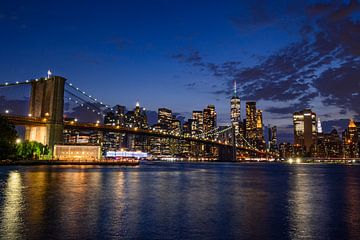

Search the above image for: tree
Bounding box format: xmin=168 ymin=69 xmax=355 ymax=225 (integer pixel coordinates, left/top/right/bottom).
xmin=16 ymin=141 xmax=51 ymax=160
xmin=0 ymin=114 xmax=18 ymax=159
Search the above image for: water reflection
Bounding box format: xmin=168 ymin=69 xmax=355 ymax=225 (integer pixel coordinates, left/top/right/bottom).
xmin=0 ymin=171 xmax=25 ymax=239
xmin=0 ymin=163 xmax=359 ymax=239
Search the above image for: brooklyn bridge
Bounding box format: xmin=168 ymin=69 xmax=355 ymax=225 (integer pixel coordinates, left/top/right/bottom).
xmin=0 ymin=75 xmax=269 ymax=161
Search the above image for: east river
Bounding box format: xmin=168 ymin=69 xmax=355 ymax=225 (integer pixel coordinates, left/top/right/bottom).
xmin=0 ymin=162 xmax=359 ymax=239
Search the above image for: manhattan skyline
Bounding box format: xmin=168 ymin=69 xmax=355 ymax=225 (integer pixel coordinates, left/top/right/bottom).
xmin=1 ymin=0 xmax=360 ymax=142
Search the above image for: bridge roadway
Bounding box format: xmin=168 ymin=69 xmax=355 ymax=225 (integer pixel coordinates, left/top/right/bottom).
xmin=5 ymin=115 xmax=266 ymax=155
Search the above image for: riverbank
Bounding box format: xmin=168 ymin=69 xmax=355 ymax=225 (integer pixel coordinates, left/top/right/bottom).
xmin=0 ymin=159 xmax=140 ymax=166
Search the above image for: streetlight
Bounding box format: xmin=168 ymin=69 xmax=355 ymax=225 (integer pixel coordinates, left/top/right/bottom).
xmin=16 ymin=138 xmax=21 ymax=144
xmin=5 ymin=109 xmax=9 ymax=114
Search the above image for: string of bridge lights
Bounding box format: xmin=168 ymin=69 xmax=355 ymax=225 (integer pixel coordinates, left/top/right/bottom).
xmin=65 ymin=96 xmax=106 ymax=117
xmin=0 ymin=77 xmax=114 ymax=112
xmin=64 ymin=89 xmax=104 ymax=113
xmin=65 ymin=82 xmax=114 ymax=111
xmin=0 ymin=78 xmax=43 ymax=87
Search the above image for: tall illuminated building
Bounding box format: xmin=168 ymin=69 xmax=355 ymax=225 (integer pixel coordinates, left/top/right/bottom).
xmin=125 ymin=102 xmax=148 ymax=151
xmin=171 ymin=119 xmax=181 ymax=135
xmin=203 ymin=105 xmax=217 ymax=138
xmin=230 ymin=81 xmax=242 ymax=145
xmin=293 ymin=109 xmax=317 ymax=154
xmin=255 ymin=109 xmax=265 ymax=150
xmin=246 ymin=101 xmax=257 ymax=145
xmin=192 ymin=110 xmax=203 ymax=135
xmin=343 ymin=119 xmax=359 ymax=158
xmin=158 ymin=108 xmax=173 ymax=131
xmin=125 ymin=102 xmax=148 ymax=129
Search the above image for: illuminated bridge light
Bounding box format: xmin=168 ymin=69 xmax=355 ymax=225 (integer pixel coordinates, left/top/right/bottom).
xmin=5 ymin=110 xmax=9 ymax=114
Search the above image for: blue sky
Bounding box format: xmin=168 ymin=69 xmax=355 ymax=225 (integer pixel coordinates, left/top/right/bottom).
xmin=1 ymin=0 xmax=360 ymax=141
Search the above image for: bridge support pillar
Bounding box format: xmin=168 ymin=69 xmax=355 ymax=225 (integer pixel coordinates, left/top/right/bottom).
xmin=25 ymin=76 xmax=66 ymax=151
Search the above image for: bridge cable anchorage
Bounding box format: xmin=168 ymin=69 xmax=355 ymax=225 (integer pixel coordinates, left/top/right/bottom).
xmin=65 ymin=82 xmax=114 ymax=112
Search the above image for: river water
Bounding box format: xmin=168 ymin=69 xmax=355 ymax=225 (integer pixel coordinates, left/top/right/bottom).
xmin=0 ymin=162 xmax=359 ymax=240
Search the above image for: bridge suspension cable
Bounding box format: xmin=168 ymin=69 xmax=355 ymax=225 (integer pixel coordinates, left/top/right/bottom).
xmin=0 ymin=78 xmax=42 ymax=88
xmin=65 ymin=96 xmax=106 ymax=117
xmin=65 ymin=89 xmax=104 ymax=112
xmin=65 ymin=82 xmax=114 ymax=111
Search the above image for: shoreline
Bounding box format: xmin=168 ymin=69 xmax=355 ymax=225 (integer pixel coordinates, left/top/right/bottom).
xmin=0 ymin=159 xmax=140 ymax=166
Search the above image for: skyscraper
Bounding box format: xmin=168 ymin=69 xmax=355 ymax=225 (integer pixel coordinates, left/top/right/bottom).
xmin=246 ymin=101 xmax=257 ymax=145
xmin=158 ymin=108 xmax=173 ymax=131
xmin=203 ymin=104 xmax=216 ymax=138
xmin=256 ymin=109 xmax=265 ymax=150
xmin=230 ymin=81 xmax=243 ymax=145
xmin=192 ymin=110 xmax=203 ymax=135
xmin=293 ymin=109 xmax=317 ymax=153
xmin=343 ymin=119 xmax=359 ymax=158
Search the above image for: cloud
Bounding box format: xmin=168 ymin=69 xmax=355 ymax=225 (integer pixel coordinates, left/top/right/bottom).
xmin=172 ymin=0 xmax=360 ymax=122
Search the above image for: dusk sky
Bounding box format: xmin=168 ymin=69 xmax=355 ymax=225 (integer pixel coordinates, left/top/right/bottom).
xmin=1 ymin=0 xmax=360 ymax=141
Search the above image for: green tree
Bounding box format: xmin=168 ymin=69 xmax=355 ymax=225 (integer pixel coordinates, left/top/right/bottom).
xmin=16 ymin=141 xmax=51 ymax=160
xmin=0 ymin=114 xmax=18 ymax=159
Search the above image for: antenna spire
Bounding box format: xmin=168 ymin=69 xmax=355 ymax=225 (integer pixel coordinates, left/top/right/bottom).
xmin=47 ymin=69 xmax=52 ymax=78
xmin=233 ymin=80 xmax=237 ymax=96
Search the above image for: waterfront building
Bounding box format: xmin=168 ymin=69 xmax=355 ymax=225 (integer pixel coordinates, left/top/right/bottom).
xmin=293 ymin=109 xmax=317 ymax=154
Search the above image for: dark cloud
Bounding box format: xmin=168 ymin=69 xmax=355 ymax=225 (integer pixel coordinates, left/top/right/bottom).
xmin=172 ymin=0 xmax=360 ymax=119
xmin=171 ymin=49 xmax=203 ymax=67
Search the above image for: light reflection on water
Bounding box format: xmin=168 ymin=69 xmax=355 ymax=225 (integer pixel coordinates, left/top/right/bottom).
xmin=0 ymin=163 xmax=359 ymax=239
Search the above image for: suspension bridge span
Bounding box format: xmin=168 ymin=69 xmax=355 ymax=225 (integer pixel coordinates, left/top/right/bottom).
xmin=0 ymin=75 xmax=269 ymax=160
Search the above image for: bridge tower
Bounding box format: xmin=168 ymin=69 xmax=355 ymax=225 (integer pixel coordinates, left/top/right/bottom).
xmin=25 ymin=76 xmax=66 ymax=150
